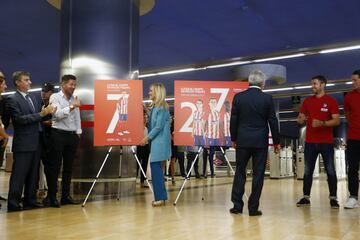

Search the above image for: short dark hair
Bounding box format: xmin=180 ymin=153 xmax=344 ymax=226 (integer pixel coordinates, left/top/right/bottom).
xmin=311 ymin=75 xmax=327 ymax=85
xmin=12 ymin=71 xmax=30 ymax=87
xmin=352 ymin=69 xmax=360 ymax=77
xmin=61 ymin=74 xmax=77 ymax=84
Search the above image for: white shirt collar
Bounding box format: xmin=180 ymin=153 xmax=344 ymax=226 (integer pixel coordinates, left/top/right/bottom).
xmin=17 ymin=90 xmax=28 ymax=98
xmin=249 ymin=86 xmax=262 ymax=90
xmin=60 ymin=89 xmax=74 ymax=100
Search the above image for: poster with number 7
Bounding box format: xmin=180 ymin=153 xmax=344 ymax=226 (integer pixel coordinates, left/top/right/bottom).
xmin=174 ymin=80 xmax=248 ymax=146
xmin=94 ymin=80 xmax=144 ymax=146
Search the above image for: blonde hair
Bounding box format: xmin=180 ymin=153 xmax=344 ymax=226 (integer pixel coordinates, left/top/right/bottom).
xmin=150 ymin=83 xmax=169 ymax=109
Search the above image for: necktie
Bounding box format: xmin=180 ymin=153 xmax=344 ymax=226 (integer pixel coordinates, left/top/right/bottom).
xmin=25 ymin=94 xmax=35 ymax=112
xmin=26 ymin=94 xmax=42 ymax=131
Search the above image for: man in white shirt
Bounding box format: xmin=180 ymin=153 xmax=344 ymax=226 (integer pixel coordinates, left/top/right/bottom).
xmin=43 ymin=74 xmax=81 ymax=207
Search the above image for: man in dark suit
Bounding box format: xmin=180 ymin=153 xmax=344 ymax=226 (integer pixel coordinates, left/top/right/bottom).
xmin=229 ymin=70 xmax=280 ymax=216
xmin=6 ymin=71 xmax=55 ymax=211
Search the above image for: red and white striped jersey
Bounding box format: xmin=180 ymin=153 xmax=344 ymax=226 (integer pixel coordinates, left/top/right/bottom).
xmin=193 ymin=110 xmax=205 ymax=136
xmin=118 ymin=95 xmax=129 ymax=115
xmin=207 ymin=110 xmax=220 ymax=139
xmin=224 ymin=112 xmax=230 ymax=137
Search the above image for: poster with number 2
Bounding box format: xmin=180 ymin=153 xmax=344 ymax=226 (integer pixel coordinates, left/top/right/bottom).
xmin=174 ymin=80 xmax=248 ymax=147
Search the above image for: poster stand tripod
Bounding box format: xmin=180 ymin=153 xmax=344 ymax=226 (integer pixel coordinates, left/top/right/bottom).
xmin=174 ymin=146 xmax=248 ymax=205
xmin=82 ymin=146 xmax=153 ymax=207
xmin=201 ymin=147 xmax=248 ymax=200
xmin=173 ymin=147 xmax=203 ymax=206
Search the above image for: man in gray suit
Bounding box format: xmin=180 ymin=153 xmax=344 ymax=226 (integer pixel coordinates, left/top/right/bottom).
xmin=230 ymin=70 xmax=280 ymax=216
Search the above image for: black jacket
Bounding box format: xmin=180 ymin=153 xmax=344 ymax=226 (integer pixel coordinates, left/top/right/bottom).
xmin=230 ymin=87 xmax=280 ymax=148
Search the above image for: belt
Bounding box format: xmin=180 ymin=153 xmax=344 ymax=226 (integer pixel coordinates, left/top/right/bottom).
xmin=52 ymin=128 xmax=77 ymax=134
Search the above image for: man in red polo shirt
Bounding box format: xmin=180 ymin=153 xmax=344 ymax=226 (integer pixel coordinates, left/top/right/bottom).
xmin=296 ymin=75 xmax=340 ymax=208
xmin=343 ymin=69 xmax=360 ymax=209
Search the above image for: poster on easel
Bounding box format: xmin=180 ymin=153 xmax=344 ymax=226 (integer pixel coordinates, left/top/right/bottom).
xmin=174 ymin=80 xmax=248 ymax=147
xmin=94 ymin=80 xmax=144 ymax=146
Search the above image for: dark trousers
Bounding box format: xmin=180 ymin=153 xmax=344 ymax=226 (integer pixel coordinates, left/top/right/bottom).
xmin=303 ymin=143 xmax=337 ymax=198
xmin=203 ymin=147 xmax=215 ymax=176
xmin=137 ymin=145 xmax=149 ymax=183
xmin=231 ymin=147 xmax=267 ymax=213
xmin=46 ymin=129 xmax=79 ymax=200
xmin=8 ymin=147 xmax=41 ymax=208
xmin=40 ymin=132 xmax=51 ymax=188
xmin=186 ymin=152 xmax=199 ymax=177
xmin=177 ymin=152 xmax=186 ymax=177
xmin=0 ymin=140 xmax=5 ymax=167
xmin=346 ymin=140 xmax=360 ymax=199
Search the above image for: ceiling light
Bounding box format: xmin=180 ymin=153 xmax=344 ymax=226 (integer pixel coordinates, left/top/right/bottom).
xmin=157 ymin=68 xmax=196 ymax=75
xmin=139 ymin=73 xmax=157 ymax=78
xmin=319 ymin=45 xmax=360 ymax=54
xmin=253 ymin=53 xmax=305 ymax=63
xmin=346 ymin=81 xmax=353 ymax=84
xmin=263 ymin=87 xmax=293 ymax=92
xmin=1 ymin=91 xmax=15 ymax=96
xmin=28 ymin=88 xmax=42 ymax=92
xmin=294 ymin=86 xmax=311 ymax=89
xmin=206 ymin=61 xmax=252 ymax=69
xmin=326 ymin=83 xmax=335 ymax=87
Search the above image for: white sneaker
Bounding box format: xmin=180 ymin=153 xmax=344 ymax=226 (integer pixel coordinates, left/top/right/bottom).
xmin=344 ymin=198 xmax=359 ymax=209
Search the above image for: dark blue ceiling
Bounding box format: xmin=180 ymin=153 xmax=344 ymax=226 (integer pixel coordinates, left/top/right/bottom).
xmin=1 ymin=0 xmax=360 ymax=91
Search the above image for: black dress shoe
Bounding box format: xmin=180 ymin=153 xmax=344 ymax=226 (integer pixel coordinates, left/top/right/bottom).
xmin=23 ymin=202 xmax=44 ymax=210
xmin=61 ymin=196 xmax=80 ymax=205
xmin=229 ymin=207 xmax=243 ymax=214
xmin=43 ymin=197 xmax=61 ymax=208
xmin=249 ymin=210 xmax=262 ymax=216
xmin=7 ymin=205 xmax=23 ymax=212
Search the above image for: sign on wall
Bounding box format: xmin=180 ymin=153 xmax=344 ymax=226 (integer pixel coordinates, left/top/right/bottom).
xmin=174 ymin=80 xmax=248 ymax=147
xmin=94 ymin=80 xmax=144 ymax=146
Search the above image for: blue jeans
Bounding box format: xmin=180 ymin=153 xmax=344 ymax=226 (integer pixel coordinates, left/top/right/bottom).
xmin=303 ymin=143 xmax=337 ymax=198
xmin=150 ymin=161 xmax=168 ymax=201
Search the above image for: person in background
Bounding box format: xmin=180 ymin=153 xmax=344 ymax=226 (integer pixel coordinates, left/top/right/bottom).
xmin=38 ymin=82 xmax=55 ymax=196
xmin=343 ymin=69 xmax=360 ymax=209
xmin=140 ymin=83 xmax=171 ymax=207
xmin=169 ymin=115 xmax=177 ymax=185
xmin=177 ymin=146 xmax=187 ymax=179
xmin=296 ymin=75 xmax=340 ymax=209
xmin=137 ymin=107 xmax=150 ymax=188
xmin=230 ymin=70 xmax=280 ymax=216
xmin=186 ymin=145 xmax=201 ymax=179
xmin=0 ymin=71 xmax=10 ymax=205
xmin=6 ymin=71 xmax=55 ymax=211
xmin=44 ymin=74 xmax=81 ymax=208
xmin=202 ymin=147 xmax=215 ymax=178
